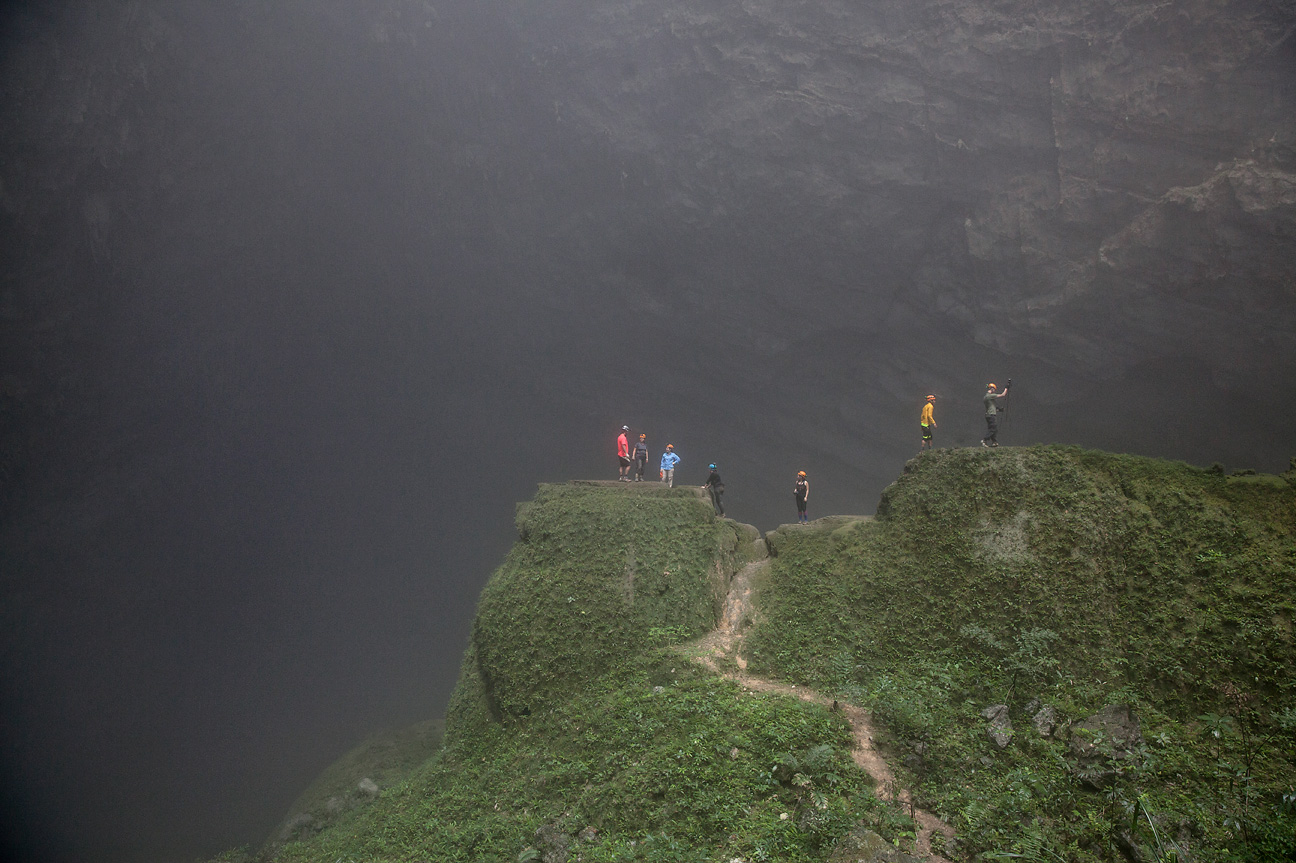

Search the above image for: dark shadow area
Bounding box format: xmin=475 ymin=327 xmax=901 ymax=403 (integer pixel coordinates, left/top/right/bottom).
xmin=1 ymin=1 xmax=1292 ymax=860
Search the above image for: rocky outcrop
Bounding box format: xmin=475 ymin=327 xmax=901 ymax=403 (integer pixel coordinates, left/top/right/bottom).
xmin=1032 ymin=705 xmax=1058 ymax=738
xmin=1068 ymin=703 xmax=1144 ymax=789
xmin=981 ymin=704 xmax=1013 ymax=748
xmin=827 ymin=825 xmax=923 ymax=863
xmin=496 ymin=0 xmax=1296 ymax=399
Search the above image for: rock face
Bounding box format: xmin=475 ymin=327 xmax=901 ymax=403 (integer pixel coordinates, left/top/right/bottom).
xmin=1032 ymin=705 xmax=1058 ymax=738
xmin=534 ymin=823 xmax=573 ymax=863
xmin=499 ymin=0 xmax=1296 ymax=386
xmin=981 ymin=703 xmax=1013 ymax=748
xmin=1068 ymin=703 xmax=1144 ymax=788
xmin=828 ymin=825 xmax=922 ymax=863
xmin=5 ymin=0 xmax=1294 ymax=486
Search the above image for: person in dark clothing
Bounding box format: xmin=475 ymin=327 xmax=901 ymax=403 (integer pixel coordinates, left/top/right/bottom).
xmin=794 ymin=471 xmax=809 ymax=524
xmin=703 ymin=464 xmax=724 ymax=516
xmin=633 ymin=434 xmax=649 ymax=481
xmin=981 ymin=381 xmax=1010 ymax=447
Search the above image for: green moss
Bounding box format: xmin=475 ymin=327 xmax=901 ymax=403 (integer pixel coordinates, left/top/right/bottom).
xmin=746 ymin=445 xmax=1296 ymax=862
xmin=274 ymin=661 xmax=885 ymax=863
xmin=229 ymin=450 xmax=1296 ymax=863
xmin=454 ymin=483 xmax=743 ymax=728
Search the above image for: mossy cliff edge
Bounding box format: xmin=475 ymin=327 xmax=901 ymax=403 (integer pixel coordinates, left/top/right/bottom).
xmin=446 ymin=482 xmax=756 ymax=735
xmin=230 ymin=449 xmax=1295 ymax=863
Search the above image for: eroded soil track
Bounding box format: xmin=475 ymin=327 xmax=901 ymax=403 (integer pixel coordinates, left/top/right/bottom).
xmin=693 ymin=558 xmax=955 ymax=863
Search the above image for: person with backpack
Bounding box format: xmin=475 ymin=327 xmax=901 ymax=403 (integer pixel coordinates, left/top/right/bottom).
xmin=660 ymin=444 xmax=680 ymax=487
xmin=633 ymin=434 xmax=649 ymax=481
xmin=617 ymin=425 xmax=632 ymax=480
xmin=920 ymin=395 xmax=937 ymax=451
xmin=703 ymin=464 xmax=724 ymax=516
xmin=794 ymin=471 xmax=809 ymax=524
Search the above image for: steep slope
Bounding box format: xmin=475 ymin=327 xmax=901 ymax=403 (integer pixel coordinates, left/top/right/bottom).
xmin=491 ymin=0 xmax=1296 ymax=408
xmin=746 ymin=446 xmax=1296 ymax=861
xmin=234 ymin=452 xmax=1294 ymax=862
xmin=446 ymin=481 xmax=750 ymax=731
xmin=261 ymin=483 xmax=893 ymax=863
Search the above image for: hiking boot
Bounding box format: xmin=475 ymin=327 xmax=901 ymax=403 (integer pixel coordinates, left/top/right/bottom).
xmin=981 ymin=440 xmax=989 ymax=447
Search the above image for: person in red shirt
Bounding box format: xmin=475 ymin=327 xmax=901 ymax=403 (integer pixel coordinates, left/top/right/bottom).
xmin=617 ymin=425 xmax=631 ymax=481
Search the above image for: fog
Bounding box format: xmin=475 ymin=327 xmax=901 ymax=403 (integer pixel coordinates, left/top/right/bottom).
xmin=1 ymin=1 xmax=1293 ymax=860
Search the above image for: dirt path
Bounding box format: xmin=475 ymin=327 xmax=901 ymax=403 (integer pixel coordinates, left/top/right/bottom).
xmin=692 ymin=557 xmax=955 ymax=862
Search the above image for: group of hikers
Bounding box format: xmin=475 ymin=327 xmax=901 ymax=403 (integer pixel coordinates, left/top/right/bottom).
xmin=614 ymin=380 xmax=1010 ymax=523
xmin=615 ymin=426 xmax=729 ymax=516
xmin=921 ymin=380 xmax=1012 ymax=450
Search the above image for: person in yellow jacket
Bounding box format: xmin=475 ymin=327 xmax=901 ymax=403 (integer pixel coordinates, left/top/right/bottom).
xmin=920 ymin=395 xmax=937 ymax=450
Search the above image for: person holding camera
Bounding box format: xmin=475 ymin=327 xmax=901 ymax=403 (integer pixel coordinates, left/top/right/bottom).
xmin=981 ymin=380 xmax=1010 ymax=447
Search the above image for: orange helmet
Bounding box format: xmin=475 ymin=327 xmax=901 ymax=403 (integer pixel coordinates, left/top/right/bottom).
xmin=987 ymin=383 xmax=996 ymax=389
xmin=639 ymin=434 xmax=646 ymax=439
xmin=666 ymin=444 xmax=673 ymax=450
xmin=797 ymin=471 xmax=806 ymax=477
xmin=926 ymin=394 xmax=935 ymax=401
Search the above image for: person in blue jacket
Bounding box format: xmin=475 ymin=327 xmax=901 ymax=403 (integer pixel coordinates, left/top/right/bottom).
xmin=660 ymin=444 xmax=680 ymax=487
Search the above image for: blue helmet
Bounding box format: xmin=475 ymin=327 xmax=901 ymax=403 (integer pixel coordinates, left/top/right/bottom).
xmin=709 ymin=464 xmax=716 ymax=470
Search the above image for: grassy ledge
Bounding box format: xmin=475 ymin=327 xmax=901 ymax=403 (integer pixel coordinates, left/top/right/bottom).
xmin=218 ymin=450 xmax=1295 ymax=863
xmin=746 ymin=445 xmax=1296 ymax=862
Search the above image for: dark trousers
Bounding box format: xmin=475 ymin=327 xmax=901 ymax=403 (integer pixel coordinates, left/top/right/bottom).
xmin=709 ymin=487 xmax=724 ymax=516
xmin=983 ymin=415 xmax=998 ymax=443
xmin=635 ymin=456 xmax=647 ymax=478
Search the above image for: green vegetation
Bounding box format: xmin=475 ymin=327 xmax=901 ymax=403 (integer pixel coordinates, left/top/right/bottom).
xmin=746 ymin=446 xmax=1296 ymax=862
xmin=223 ymin=450 xmax=1296 ymax=863
xmin=449 ymin=483 xmax=742 ymax=729
xmin=275 ymin=661 xmax=888 ymax=863
xmin=263 ymin=720 xmax=444 ymax=851
xmin=257 ymin=482 xmax=886 ymax=862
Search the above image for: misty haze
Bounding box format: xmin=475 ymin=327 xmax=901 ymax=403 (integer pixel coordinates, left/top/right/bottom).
xmin=1 ymin=0 xmax=1293 ymax=861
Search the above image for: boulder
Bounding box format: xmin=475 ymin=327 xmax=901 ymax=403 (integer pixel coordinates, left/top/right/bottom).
xmin=278 ymin=812 xmax=315 ymax=842
xmin=1114 ymin=829 xmax=1154 ymax=863
xmin=981 ymin=704 xmax=1013 ymax=748
xmin=1068 ymin=704 xmax=1143 ymax=789
xmin=731 ymin=521 xmax=761 ymax=546
xmin=357 ymin=777 xmax=379 ymax=797
xmin=827 ymin=825 xmax=922 ymax=863
xmin=1032 ymin=705 xmax=1058 ymax=737
xmin=535 ymin=823 xmax=572 ymax=863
